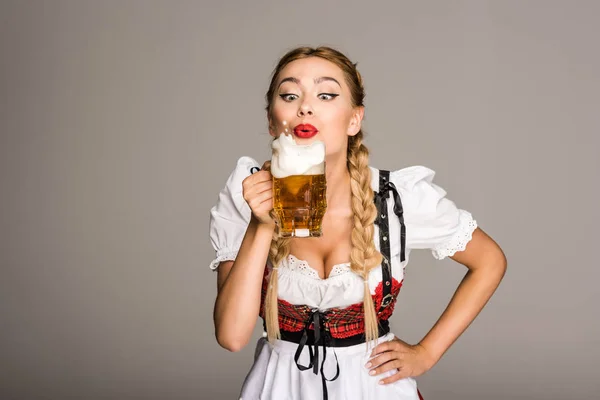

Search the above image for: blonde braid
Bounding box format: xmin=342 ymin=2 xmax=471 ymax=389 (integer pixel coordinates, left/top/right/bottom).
xmin=264 ymin=217 xmax=291 ymax=342
xmin=258 ymin=160 xmax=291 ymax=342
xmin=347 ymin=132 xmax=383 ymax=345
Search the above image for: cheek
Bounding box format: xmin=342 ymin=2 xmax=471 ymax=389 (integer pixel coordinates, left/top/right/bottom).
xmin=321 ymin=109 xmax=353 ymax=137
xmin=271 ymin=104 xmax=296 ymax=128
xmin=321 ymin=104 xmax=352 ymax=123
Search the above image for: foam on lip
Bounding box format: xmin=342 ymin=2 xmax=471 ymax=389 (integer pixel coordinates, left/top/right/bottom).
xmin=271 ymin=122 xmax=325 ymax=179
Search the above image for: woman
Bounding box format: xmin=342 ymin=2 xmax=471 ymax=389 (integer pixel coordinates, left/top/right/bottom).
xmin=209 ymin=46 xmax=507 ymax=400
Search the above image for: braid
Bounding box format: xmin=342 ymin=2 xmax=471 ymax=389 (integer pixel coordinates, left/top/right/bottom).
xmin=260 ymin=160 xmax=291 ymax=342
xmin=264 ymin=218 xmax=291 ymax=342
xmin=347 ymin=132 xmax=383 ymax=345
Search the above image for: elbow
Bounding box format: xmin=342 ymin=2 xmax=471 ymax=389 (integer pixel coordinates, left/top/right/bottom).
xmin=216 ymin=331 xmax=249 ymax=353
xmin=218 ymin=339 xmax=245 ymax=353
xmin=485 ymin=247 xmax=507 ymax=277
xmin=466 ymin=246 xmax=507 ymax=281
xmin=497 ymin=248 xmax=508 ymax=276
xmin=487 ymin=249 xmax=508 ymax=284
xmin=484 ymin=238 xmax=508 ymax=277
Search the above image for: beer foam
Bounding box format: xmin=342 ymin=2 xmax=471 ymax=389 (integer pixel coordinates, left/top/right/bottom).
xmin=271 ymin=133 xmax=325 ymax=179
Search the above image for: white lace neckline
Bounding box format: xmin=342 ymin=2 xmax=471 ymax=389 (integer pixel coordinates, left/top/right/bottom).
xmin=284 ymin=254 xmax=351 ymax=280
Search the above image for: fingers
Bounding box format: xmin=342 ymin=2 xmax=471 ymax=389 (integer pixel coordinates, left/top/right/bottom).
xmin=371 ymin=337 xmax=411 ymax=356
xmin=242 ymin=168 xmax=274 ymax=224
xmin=370 ymin=342 xmax=388 ymax=358
xmin=370 ymin=340 xmax=399 ymax=357
xmin=366 ymin=351 xmax=395 ymax=369
xmin=250 ymin=180 xmax=273 ymax=195
xmin=367 ymin=339 xmax=415 ymax=384
xmin=368 ymin=357 xmax=410 ymax=384
xmin=244 ymin=170 xmax=272 ymax=187
xmin=367 ymin=353 xmax=399 ymax=377
xmin=243 ymin=172 xmax=272 ymax=201
xmin=378 ymin=367 xmax=407 ymax=385
xmin=246 ymin=189 xmax=273 ymax=211
xmin=243 ymin=180 xmax=272 ymax=203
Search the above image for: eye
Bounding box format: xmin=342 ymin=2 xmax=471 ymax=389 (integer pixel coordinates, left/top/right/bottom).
xmin=318 ymin=93 xmax=339 ymax=101
xmin=279 ymin=93 xmax=299 ymax=102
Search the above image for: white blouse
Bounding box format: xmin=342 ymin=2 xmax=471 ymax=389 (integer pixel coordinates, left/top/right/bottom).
xmin=209 ymin=156 xmax=477 ymax=311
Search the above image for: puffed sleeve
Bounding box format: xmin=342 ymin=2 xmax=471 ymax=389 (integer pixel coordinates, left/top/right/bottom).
xmin=208 ymin=156 xmax=261 ymax=270
xmin=391 ymin=166 xmax=478 ymax=260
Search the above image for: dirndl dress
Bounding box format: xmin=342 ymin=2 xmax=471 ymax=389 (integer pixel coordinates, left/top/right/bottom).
xmin=209 ymin=157 xmax=478 ymax=400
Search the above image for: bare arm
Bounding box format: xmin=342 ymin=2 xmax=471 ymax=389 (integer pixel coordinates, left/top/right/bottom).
xmin=213 ymin=216 xmax=274 ymax=352
xmin=418 ymin=227 xmax=508 ymax=366
xmin=213 ymin=166 xmax=275 ymax=352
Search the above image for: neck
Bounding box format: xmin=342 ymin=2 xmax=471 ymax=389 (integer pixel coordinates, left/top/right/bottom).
xmin=324 ymin=154 xmax=352 ymax=209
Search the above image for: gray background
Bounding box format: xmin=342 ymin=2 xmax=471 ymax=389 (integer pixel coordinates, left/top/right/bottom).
xmin=1 ymin=1 xmax=598 ymax=399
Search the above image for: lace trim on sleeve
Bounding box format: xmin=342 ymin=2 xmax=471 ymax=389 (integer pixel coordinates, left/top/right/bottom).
xmin=432 ymin=212 xmax=478 ymax=260
xmin=209 ymin=249 xmax=239 ymax=271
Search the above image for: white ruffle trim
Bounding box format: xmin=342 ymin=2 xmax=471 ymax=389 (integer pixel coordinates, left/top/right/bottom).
xmin=209 ymin=249 xmax=239 ymax=270
xmin=285 ymin=255 xmax=351 ymax=280
xmin=432 ymin=212 xmax=478 ymax=260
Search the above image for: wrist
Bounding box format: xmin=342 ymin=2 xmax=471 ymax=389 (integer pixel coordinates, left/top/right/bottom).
xmin=250 ymin=214 xmax=276 ymax=231
xmin=416 ymin=341 xmax=442 ymax=369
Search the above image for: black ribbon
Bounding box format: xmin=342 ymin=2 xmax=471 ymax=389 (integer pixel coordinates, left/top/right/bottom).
xmin=293 ymin=310 xmax=340 ymax=400
xmin=374 ymin=179 xmax=406 ymax=263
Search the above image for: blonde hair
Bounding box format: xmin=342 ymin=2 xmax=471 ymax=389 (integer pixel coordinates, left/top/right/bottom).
xmin=264 ymin=47 xmax=382 ymax=344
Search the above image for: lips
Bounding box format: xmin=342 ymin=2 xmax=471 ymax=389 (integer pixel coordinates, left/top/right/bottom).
xmin=293 ymin=124 xmax=318 ymax=139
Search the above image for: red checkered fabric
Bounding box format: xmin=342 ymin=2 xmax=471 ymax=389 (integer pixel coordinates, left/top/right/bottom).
xmin=259 ymin=266 xmax=403 ymax=339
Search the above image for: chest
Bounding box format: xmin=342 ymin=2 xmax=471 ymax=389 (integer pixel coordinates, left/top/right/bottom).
xmin=288 ymin=211 xmax=353 ymax=279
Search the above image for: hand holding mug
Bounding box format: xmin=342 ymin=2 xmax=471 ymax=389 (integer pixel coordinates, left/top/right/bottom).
xmin=242 ymin=161 xmax=275 ymax=226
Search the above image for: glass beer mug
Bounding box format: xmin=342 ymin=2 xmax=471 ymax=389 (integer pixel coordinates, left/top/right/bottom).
xmin=271 ymin=131 xmax=327 ymax=237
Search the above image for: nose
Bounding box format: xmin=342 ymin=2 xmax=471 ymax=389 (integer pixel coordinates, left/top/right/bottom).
xmin=297 ymin=101 xmax=314 ymax=117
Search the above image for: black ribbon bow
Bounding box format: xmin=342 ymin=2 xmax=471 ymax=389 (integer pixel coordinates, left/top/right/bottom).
xmin=293 ymin=310 xmax=340 ymax=400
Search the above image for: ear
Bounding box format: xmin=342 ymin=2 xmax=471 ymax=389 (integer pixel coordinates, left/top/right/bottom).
xmin=347 ymin=106 xmax=364 ymax=137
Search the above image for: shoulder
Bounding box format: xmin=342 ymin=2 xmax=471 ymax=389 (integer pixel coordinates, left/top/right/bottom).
xmin=211 ymin=155 xmax=261 ymax=219
xmin=369 ymin=165 xmax=437 ymax=191
xmin=228 ymin=156 xmax=262 ymax=180
xmin=217 ymin=156 xmax=262 ymax=193
xmin=370 ymin=164 xmax=477 ymax=258
xmin=370 ymin=164 xmax=452 ymax=216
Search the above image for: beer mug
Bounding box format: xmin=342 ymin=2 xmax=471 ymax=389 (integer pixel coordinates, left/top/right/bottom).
xmin=271 ymin=132 xmax=327 ymax=237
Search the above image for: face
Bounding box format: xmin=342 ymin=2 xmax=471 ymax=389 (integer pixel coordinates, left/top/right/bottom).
xmin=268 ymin=57 xmax=364 ymax=158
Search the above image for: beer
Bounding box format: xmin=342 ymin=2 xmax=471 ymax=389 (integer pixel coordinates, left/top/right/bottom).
xmin=273 ymin=173 xmax=327 ymax=237
xmin=271 ymin=129 xmax=327 ymax=237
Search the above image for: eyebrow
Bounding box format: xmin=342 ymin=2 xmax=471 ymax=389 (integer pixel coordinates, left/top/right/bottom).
xmin=278 ymin=76 xmax=342 ymax=88
xmin=315 ymin=76 xmax=341 ymax=87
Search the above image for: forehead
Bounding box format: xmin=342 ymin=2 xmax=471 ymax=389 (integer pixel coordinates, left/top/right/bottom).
xmin=277 ymin=57 xmax=345 ymax=84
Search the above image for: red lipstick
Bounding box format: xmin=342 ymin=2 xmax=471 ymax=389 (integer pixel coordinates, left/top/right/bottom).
xmin=293 ymin=124 xmax=318 ymax=139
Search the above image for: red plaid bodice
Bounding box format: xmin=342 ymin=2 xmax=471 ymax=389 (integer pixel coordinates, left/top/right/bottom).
xmin=259 ymin=266 xmax=403 ymax=339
